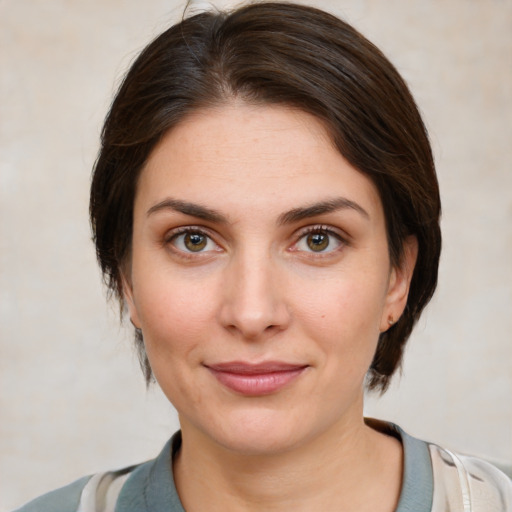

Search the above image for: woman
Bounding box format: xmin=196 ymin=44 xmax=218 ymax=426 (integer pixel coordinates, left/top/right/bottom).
xmin=16 ymin=2 xmax=511 ymax=511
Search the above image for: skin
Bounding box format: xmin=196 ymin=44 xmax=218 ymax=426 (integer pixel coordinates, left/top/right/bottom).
xmin=124 ymin=102 xmax=417 ymax=511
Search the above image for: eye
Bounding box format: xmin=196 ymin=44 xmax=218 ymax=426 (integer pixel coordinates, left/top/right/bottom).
xmin=292 ymin=227 xmax=344 ymax=254
xmin=169 ymin=229 xmax=218 ymax=253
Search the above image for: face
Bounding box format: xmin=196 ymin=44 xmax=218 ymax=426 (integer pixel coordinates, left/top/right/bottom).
xmin=124 ymin=103 xmax=415 ymax=455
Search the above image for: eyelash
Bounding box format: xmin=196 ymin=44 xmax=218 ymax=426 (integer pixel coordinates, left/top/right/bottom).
xmin=165 ymin=224 xmax=346 ymax=259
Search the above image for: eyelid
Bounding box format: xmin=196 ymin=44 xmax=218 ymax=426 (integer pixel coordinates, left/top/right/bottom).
xmin=165 ymin=224 xmax=216 ymax=239
xmin=295 ymin=224 xmax=348 ymax=242
xmin=166 ymin=225 xmax=202 ymax=239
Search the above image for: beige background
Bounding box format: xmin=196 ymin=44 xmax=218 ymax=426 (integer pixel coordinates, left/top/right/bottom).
xmin=1 ymin=0 xmax=511 ymax=510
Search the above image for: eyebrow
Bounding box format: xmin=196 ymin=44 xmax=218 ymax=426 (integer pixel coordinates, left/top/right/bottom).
xmin=147 ymin=198 xmax=228 ymax=223
xmin=146 ymin=196 xmax=369 ymax=224
xmin=277 ymin=197 xmax=370 ymax=225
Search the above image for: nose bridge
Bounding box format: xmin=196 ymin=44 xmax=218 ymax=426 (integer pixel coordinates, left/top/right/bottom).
xmin=219 ymin=243 xmax=289 ymax=339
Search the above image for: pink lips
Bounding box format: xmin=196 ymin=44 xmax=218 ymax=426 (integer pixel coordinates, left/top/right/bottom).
xmin=206 ymin=361 xmax=308 ymax=396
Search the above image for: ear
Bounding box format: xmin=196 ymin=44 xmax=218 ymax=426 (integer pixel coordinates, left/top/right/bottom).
xmin=380 ymin=236 xmax=418 ymax=332
xmin=121 ymin=273 xmax=142 ymax=329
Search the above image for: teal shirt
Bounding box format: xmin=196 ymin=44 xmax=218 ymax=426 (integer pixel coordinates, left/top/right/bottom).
xmin=15 ymin=424 xmax=434 ymax=512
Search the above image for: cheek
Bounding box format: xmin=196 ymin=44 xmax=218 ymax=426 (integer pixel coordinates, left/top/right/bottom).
xmin=134 ymin=277 xmax=217 ymax=407
xmin=296 ymin=273 xmax=385 ymax=331
xmin=134 ymin=273 xmax=218 ymax=355
xmin=293 ymin=275 xmax=385 ymax=369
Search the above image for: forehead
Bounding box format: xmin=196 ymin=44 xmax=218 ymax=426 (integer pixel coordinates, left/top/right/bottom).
xmin=146 ymin=103 xmax=334 ymax=174
xmin=136 ymin=103 xmax=383 ymax=220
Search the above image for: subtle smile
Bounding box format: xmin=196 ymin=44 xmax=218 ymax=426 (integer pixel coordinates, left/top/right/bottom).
xmin=205 ymin=361 xmax=309 ymax=396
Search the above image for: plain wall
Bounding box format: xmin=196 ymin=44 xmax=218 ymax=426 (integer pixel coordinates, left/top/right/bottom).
xmin=1 ymin=0 xmax=511 ymax=510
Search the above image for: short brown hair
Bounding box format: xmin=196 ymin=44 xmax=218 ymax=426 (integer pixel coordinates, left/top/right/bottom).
xmin=90 ymin=2 xmax=441 ymax=392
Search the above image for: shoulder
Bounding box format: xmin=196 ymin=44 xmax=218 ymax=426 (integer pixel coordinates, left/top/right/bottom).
xmin=375 ymin=420 xmax=512 ymax=512
xmin=12 ymin=434 xmax=181 ymax=512
xmin=13 ymin=463 xmax=148 ymax=512
xmin=13 ymin=475 xmax=92 ymax=512
xmin=429 ymin=443 xmax=512 ymax=512
xmin=14 ymin=465 xmax=142 ymax=512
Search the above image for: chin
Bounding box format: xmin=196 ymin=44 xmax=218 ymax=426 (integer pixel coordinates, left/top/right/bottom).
xmin=215 ymin=428 xmax=305 ymax=457
xmin=192 ymin=406 xmax=323 ymax=457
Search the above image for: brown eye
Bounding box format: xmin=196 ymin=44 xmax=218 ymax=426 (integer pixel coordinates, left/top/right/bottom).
xmin=292 ymin=228 xmax=344 ymax=255
xmin=170 ymin=230 xmax=217 ymax=254
xmin=184 ymin=232 xmax=207 ymax=252
xmin=306 ymin=232 xmax=330 ymax=252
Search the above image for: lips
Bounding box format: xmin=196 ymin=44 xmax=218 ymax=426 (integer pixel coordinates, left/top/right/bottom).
xmin=205 ymin=361 xmax=308 ymax=396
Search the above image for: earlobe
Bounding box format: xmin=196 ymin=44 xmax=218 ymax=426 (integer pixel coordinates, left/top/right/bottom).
xmin=380 ymin=236 xmax=418 ymax=332
xmin=121 ymin=274 xmax=142 ymax=329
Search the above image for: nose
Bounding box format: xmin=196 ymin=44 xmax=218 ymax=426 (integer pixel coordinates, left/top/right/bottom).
xmin=218 ymin=248 xmax=291 ymax=340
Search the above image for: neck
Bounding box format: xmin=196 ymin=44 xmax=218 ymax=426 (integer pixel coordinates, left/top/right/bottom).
xmin=173 ymin=414 xmax=403 ymax=512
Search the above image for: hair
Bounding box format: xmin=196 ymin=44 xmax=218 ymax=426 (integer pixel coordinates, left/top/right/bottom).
xmin=90 ymin=1 xmax=441 ymax=392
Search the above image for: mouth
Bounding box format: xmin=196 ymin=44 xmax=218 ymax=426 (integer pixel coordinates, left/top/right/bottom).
xmin=204 ymin=361 xmax=309 ymax=396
